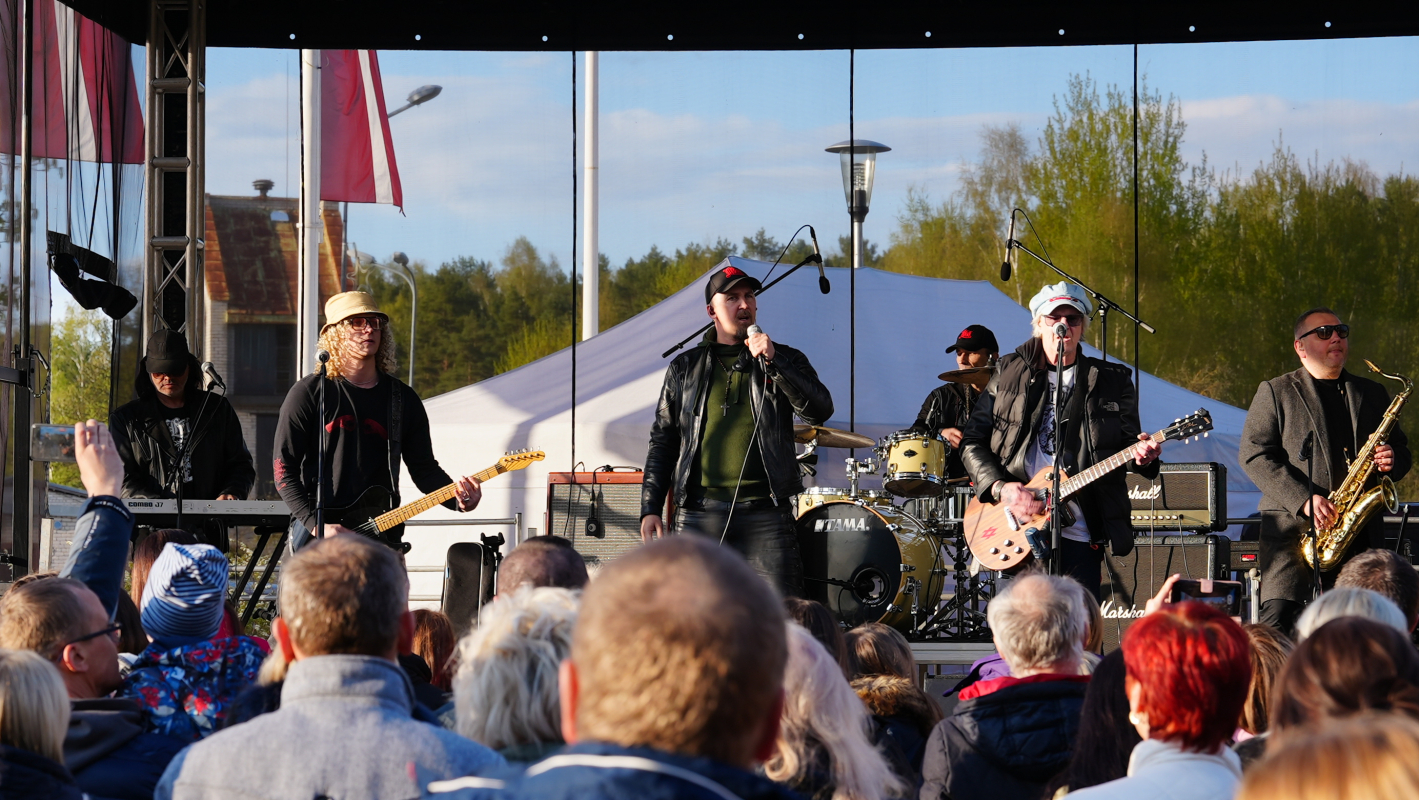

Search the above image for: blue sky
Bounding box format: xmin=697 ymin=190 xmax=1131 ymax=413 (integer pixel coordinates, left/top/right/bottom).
xmin=196 ymin=38 xmax=1418 ymax=276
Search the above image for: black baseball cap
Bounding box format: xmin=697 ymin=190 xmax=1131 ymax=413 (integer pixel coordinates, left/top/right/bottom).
xmin=704 ymin=265 xmax=762 ymax=304
xmin=145 ymin=329 xmax=192 ymax=375
xmin=946 ymin=324 xmax=999 ymax=354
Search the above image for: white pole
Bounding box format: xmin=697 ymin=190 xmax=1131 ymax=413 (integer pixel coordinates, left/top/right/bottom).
xmin=581 ymin=51 xmax=599 ymax=341
xmin=298 ymin=49 xmax=323 ymax=374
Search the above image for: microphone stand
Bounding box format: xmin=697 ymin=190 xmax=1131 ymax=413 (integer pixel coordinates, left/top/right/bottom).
xmin=1050 ymin=334 xmax=1067 ymax=577
xmin=314 ymin=352 xmax=330 ymax=540
xmin=1299 ymin=430 xmax=1321 ymax=600
xmin=1012 ymin=240 xmax=1156 ymax=362
xmin=661 ymin=254 xmax=824 ymax=359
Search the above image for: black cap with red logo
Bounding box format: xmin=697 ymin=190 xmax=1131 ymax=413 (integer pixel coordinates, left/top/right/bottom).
xmin=946 ymin=324 xmax=999 ymax=354
xmin=704 ymin=265 xmax=763 ymax=304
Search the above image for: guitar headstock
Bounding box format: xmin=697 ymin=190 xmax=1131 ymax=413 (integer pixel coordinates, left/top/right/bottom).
xmin=1162 ymin=409 xmax=1213 ymax=443
xmin=498 ymin=449 xmax=546 ymax=472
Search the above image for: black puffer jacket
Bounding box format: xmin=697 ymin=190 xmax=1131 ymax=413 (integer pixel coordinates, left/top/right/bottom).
xmin=959 ymin=337 xmax=1158 ymax=556
xmin=919 ymin=679 xmax=1087 ymax=800
xmin=642 ymin=333 xmax=833 ymax=517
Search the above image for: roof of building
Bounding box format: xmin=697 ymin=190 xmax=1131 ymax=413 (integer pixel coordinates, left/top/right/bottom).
xmin=204 ymin=192 xmax=345 ymax=322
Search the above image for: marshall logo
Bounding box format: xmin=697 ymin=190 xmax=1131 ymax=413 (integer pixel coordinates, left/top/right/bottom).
xmin=1100 ymin=600 xmax=1146 ymax=620
xmin=1128 ymin=484 xmax=1162 ymax=501
xmin=814 ymin=517 xmax=870 ymax=533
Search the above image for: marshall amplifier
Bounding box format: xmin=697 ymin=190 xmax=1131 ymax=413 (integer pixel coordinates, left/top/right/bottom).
xmin=546 ymin=471 xmax=650 ymax=566
xmin=1099 ymin=534 xmax=1231 ymax=652
xmin=1126 ymin=462 xmax=1228 ymax=533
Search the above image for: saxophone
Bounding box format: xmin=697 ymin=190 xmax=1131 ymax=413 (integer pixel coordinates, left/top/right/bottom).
xmin=1303 ymin=360 xmax=1412 ymax=571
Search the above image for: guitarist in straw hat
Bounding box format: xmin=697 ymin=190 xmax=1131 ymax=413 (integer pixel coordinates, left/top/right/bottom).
xmin=274 ymin=291 xmax=482 ymax=551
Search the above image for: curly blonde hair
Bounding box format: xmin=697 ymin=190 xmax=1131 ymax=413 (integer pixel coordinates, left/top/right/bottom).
xmin=314 ymin=318 xmax=398 ymax=380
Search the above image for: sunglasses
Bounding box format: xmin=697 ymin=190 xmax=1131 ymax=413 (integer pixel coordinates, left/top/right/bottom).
xmin=66 ymin=623 xmax=121 ymax=647
xmin=345 ymin=316 xmax=384 ymax=331
xmin=1042 ymin=313 xmax=1085 ymax=328
xmin=1298 ymin=324 xmax=1349 ymax=341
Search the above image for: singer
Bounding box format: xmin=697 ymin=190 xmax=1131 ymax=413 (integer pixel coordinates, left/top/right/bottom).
xmin=960 ymin=282 xmax=1160 ymax=597
xmin=273 ymin=292 xmax=482 ymax=552
xmin=1240 ymin=307 xmax=1410 ymax=636
xmin=641 ymin=265 xmax=834 ymax=596
xmin=911 ymin=324 xmax=999 ymax=481
xmin=110 ymin=330 xmax=256 ymax=551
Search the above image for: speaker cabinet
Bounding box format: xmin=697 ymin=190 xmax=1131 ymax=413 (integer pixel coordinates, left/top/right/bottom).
xmin=442 ymin=542 xmax=497 ymax=637
xmin=546 ymin=471 xmax=650 ymax=566
xmin=1125 ymin=462 xmax=1228 ymax=532
xmin=1099 ymin=534 xmax=1231 ymax=651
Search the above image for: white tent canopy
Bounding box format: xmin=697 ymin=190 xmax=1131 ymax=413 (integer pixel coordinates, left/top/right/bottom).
xmin=407 ymin=260 xmax=1259 ymax=593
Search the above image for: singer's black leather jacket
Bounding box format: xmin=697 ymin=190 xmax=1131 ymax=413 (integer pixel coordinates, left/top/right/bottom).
xmin=642 ymin=332 xmax=833 ymax=518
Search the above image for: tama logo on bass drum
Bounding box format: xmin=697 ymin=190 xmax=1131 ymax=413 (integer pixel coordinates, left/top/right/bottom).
xmin=813 ymin=517 xmax=871 ymax=532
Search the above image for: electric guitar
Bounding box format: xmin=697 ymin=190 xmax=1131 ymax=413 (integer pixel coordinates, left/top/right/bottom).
xmin=328 ymin=449 xmax=545 ymax=551
xmin=962 ymin=410 xmax=1213 ymax=571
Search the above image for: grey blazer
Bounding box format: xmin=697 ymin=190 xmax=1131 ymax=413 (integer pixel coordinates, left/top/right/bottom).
xmin=1240 ymin=367 xmax=1411 ymax=603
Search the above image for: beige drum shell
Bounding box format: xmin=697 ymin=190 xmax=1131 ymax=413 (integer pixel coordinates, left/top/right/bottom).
xmin=796 ymin=487 xmax=893 ymax=518
xmin=881 ymin=430 xmax=948 ymax=498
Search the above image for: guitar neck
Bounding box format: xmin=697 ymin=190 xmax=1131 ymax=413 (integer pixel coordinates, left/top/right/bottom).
xmin=1058 ymin=430 xmax=1164 ymax=500
xmin=371 ymin=462 xmax=508 ymax=533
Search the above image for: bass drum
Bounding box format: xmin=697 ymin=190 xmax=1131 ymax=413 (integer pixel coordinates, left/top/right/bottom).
xmin=796 ymin=501 xmax=944 ymax=632
xmin=796 ymin=487 xmax=893 ymax=518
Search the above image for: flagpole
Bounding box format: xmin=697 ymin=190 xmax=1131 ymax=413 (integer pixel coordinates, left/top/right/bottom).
xmin=298 ymin=49 xmax=322 ymax=374
xmin=580 ymin=51 xmax=598 ymax=341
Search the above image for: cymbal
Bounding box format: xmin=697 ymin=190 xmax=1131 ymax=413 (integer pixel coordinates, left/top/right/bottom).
xmin=936 ymin=366 xmax=993 ymax=388
xmin=793 ymin=424 xmax=876 ymax=449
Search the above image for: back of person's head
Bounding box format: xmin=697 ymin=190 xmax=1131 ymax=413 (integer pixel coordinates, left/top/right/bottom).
xmin=1046 ymin=649 xmax=1142 ymax=796
xmin=131 ymin=529 xmax=201 ymax=608
xmin=0 ymin=578 xmax=92 ymax=661
xmin=0 ymin=649 xmax=72 ymax=762
xmin=845 ymin=622 xmax=915 ymax=680
xmin=571 ymin=535 xmax=785 ymax=767
xmin=279 ymin=535 xmax=408 ymax=657
xmin=987 ymin=572 xmax=1087 ymax=673
xmin=1271 ymin=616 xmax=1419 ymax=731
xmin=766 ymin=624 xmax=906 ymax=800
xmin=784 ymin=598 xmax=852 ymax=677
xmin=1295 ymin=587 xmax=1408 ymax=640
xmin=1241 ymin=623 xmax=1294 ymax=735
xmin=115 ymin=592 xmax=148 ymax=655
xmin=1238 ymin=713 xmax=1419 ymax=800
xmin=1122 ymin=601 xmax=1251 ymax=753
xmin=1337 ymin=549 xmax=1419 ymax=631
xmin=141 ymin=542 xmax=229 ymax=648
xmin=1079 ymin=587 xmax=1104 ymax=654
xmin=497 ymin=536 xmax=589 ymax=595
xmin=411 ymin=609 xmax=456 ymax=692
xmin=453 ymin=586 xmax=578 ymax=751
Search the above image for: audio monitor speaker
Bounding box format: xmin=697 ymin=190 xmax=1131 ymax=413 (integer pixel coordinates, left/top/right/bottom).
xmin=547 ymin=471 xmax=650 ymax=565
xmin=1099 ymin=534 xmax=1231 ymax=651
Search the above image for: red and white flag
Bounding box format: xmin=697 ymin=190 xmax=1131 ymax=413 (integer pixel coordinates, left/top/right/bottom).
xmin=0 ymin=0 xmax=144 ymax=163
xmin=320 ymin=50 xmax=403 ymax=208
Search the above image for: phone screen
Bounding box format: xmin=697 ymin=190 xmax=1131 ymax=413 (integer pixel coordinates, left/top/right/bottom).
xmin=31 ymin=424 xmax=77 ymax=463
xmin=1169 ymin=579 xmax=1243 ymax=618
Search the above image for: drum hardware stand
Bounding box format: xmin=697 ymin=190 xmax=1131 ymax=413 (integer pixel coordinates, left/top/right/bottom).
xmin=845 ymin=456 xmax=876 ymax=499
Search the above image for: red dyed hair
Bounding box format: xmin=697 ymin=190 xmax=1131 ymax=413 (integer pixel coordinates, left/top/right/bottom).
xmin=1122 ymin=601 xmax=1251 ymax=753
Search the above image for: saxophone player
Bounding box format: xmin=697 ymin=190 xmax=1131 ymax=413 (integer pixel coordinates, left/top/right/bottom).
xmin=1241 ymin=307 xmax=1411 ymax=635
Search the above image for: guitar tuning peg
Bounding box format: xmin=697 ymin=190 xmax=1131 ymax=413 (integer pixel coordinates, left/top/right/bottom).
xmin=1203 ymin=432 xmax=1209 ymax=438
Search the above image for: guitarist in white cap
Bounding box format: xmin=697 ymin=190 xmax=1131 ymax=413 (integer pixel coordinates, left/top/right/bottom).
xmin=273 ymin=292 xmax=482 ymax=551
xmin=960 ymin=282 xmax=1161 ymax=597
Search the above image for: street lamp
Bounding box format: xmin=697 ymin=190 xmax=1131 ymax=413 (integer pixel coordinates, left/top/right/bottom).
xmin=387 ymin=84 xmax=443 ymax=117
xmin=350 ymin=247 xmax=419 ymax=389
xmin=824 ymin=139 xmax=890 ymax=269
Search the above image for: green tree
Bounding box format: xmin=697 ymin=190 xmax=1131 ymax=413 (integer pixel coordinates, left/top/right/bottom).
xmin=49 ymin=308 xmax=111 ymax=486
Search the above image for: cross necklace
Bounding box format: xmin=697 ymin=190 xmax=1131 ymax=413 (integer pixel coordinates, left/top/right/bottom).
xmin=714 ymin=351 xmax=738 ymax=417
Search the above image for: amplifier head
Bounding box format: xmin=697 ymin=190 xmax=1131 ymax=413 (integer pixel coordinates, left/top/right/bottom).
xmin=1125 ymin=462 xmax=1228 ymax=533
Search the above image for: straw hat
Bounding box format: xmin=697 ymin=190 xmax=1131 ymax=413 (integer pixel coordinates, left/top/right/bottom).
xmin=322 ymin=291 xmax=388 ymax=332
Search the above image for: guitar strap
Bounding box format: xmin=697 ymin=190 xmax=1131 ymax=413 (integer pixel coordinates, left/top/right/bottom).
xmin=388 ymin=380 xmax=404 ymax=507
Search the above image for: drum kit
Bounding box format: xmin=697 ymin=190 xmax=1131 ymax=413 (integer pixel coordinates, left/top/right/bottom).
xmin=792 ymin=367 xmax=999 ymax=642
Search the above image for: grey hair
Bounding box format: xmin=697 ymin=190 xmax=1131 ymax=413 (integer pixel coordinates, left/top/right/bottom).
xmin=988 ymin=572 xmax=1087 ymax=672
xmin=453 ymin=585 xmax=580 ymax=751
xmin=1295 ymin=587 xmax=1409 ymax=641
xmin=764 ymin=624 xmax=907 ymax=800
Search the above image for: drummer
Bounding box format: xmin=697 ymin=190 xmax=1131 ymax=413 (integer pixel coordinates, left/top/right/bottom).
xmin=911 ymin=324 xmax=999 ymax=481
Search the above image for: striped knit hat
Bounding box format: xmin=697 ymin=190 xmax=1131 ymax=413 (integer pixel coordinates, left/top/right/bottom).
xmin=140 ymin=543 xmax=229 ymax=648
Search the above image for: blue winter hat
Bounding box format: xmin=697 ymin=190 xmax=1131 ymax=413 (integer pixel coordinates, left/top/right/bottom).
xmin=140 ymin=543 xmax=229 ymax=648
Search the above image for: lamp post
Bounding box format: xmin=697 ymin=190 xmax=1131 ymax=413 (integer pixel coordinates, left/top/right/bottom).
xmin=824 ymin=139 xmax=890 ymax=269
xmin=350 ymin=248 xmax=419 ymax=389
xmin=387 ymin=84 xmax=443 ymax=118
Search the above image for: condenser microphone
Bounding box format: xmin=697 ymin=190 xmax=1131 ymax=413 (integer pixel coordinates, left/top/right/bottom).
xmin=200 ymin=361 xmax=226 ymax=390
xmin=1001 ymin=209 xmax=1017 ymax=282
xmin=808 ymin=226 xmax=830 ymax=294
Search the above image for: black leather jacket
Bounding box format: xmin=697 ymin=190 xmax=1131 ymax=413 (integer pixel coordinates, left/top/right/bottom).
xmin=960 ymin=337 xmax=1157 ymax=555
xmin=641 ymin=335 xmax=833 ymax=518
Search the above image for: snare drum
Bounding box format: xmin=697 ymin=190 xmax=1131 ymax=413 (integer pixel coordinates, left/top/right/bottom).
xmin=796 ymin=487 xmax=892 ymax=518
xmin=880 ymin=430 xmax=948 ymax=497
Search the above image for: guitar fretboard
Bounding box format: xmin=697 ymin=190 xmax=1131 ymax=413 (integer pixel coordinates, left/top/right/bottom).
xmin=371 ymin=463 xmax=508 ymax=532
xmin=1058 ymin=430 xmax=1166 ymax=500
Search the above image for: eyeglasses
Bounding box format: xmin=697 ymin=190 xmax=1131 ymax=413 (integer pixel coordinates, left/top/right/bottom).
xmin=345 ymin=316 xmax=384 ymax=331
xmin=1042 ymin=313 xmax=1085 ymax=328
xmin=66 ymin=623 xmax=121 ymax=647
xmin=1299 ymin=324 xmax=1350 ymax=341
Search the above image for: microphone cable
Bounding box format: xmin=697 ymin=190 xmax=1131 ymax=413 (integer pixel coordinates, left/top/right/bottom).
xmin=719 ymin=347 xmax=772 ymax=548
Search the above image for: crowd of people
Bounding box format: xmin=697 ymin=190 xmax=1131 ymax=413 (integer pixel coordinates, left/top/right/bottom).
xmin=1 ymin=419 xmax=1419 ymax=799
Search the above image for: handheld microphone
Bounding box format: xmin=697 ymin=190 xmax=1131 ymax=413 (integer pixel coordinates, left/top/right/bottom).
xmin=200 ymin=361 xmax=226 ymax=390
xmin=1001 ymin=209 xmax=1017 ymax=282
xmin=808 ymin=226 xmax=830 ymax=294
xmin=747 ymin=324 xmax=769 ymax=370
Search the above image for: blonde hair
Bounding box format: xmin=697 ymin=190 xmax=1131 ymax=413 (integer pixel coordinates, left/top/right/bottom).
xmin=1239 ymin=713 xmax=1419 ymax=800
xmin=765 ymin=624 xmax=907 ymax=800
xmin=314 ymin=318 xmax=398 ymax=380
xmin=0 ymin=649 xmax=72 ymax=762
xmin=453 ymin=586 xmax=579 ymax=751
